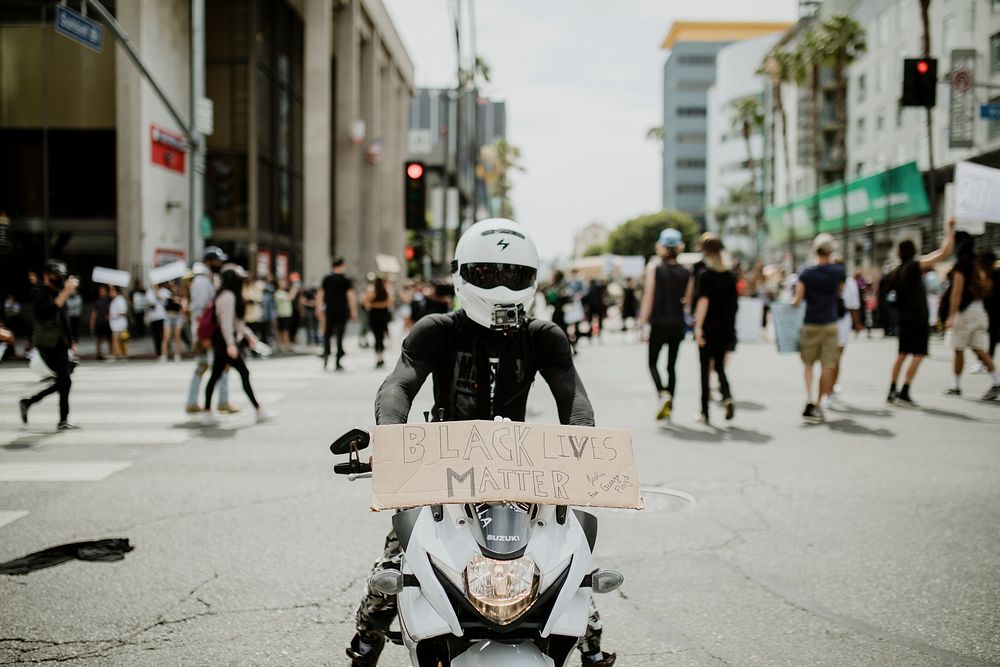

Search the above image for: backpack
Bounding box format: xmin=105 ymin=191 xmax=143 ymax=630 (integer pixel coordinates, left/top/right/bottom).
xmin=197 ymin=300 xmax=217 ymax=343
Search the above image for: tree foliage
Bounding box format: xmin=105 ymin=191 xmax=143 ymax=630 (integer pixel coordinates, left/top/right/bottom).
xmin=607 ymin=210 xmax=700 ymax=259
xmin=581 ymin=243 xmax=608 ymax=257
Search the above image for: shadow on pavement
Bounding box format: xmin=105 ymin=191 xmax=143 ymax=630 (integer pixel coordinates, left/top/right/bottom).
xmin=659 ymin=424 xmax=772 ymax=445
xmin=831 ymin=404 xmax=893 ymax=418
xmin=170 ymin=421 xmax=247 ymax=440
xmin=821 ymin=418 xmax=894 ymax=438
xmin=3 ymin=433 xmax=52 ymax=450
xmin=920 ymin=406 xmax=978 ymax=421
xmin=733 ymin=400 xmax=766 ymax=411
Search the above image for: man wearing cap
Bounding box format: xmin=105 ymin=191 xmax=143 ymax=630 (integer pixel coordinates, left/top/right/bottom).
xmin=185 ymin=246 xmax=235 ymax=414
xmin=19 ymin=260 xmax=79 ymax=429
xmin=637 ymin=228 xmax=692 ymax=421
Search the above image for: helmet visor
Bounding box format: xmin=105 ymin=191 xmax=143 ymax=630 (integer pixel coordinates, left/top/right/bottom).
xmin=460 ymin=263 xmax=537 ymax=291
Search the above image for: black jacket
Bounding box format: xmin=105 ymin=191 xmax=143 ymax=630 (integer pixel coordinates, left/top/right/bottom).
xmin=375 ymin=311 xmax=594 ymax=427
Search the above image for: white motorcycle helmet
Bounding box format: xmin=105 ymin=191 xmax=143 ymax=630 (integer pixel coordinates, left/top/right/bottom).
xmin=452 ymin=218 xmax=539 ymax=331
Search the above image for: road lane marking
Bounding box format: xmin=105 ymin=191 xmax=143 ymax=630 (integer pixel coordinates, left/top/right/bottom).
xmin=0 ymin=462 xmax=133 ymax=481
xmin=0 ymin=510 xmax=29 ymax=529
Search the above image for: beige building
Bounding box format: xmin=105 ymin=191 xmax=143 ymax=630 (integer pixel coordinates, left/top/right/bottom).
xmin=0 ymin=0 xmax=413 ymax=293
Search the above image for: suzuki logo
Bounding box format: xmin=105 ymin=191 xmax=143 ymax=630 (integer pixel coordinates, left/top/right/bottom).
xmin=497 ymin=238 xmax=509 ymax=251
xmin=486 ymin=534 xmax=521 ymax=542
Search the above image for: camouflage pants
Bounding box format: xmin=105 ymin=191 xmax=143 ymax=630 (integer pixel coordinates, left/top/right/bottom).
xmin=356 ymin=528 xmax=605 ymax=654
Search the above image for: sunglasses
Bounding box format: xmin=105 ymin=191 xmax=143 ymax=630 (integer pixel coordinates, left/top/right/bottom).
xmin=460 ymin=263 xmax=537 ymax=291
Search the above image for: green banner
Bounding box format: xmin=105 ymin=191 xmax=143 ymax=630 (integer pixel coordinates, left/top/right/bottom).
xmin=765 ymin=162 xmax=930 ymax=243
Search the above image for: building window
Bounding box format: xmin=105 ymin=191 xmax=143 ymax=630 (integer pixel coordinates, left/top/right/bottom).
xmin=676 ymin=106 xmax=707 ymax=117
xmin=676 ymin=132 xmax=707 ymax=144
xmin=857 ymin=73 xmax=867 ymax=103
xmin=676 ymin=184 xmax=706 ymax=195
xmin=857 ymin=117 xmax=866 ymax=145
xmin=855 ymin=162 xmax=865 ymax=176
xmin=942 ymin=14 xmax=956 ymax=53
xmin=876 ymin=108 xmax=885 ymax=131
xmin=992 ymin=32 xmax=1000 ymax=71
xmin=878 ymin=11 xmax=889 ymax=47
xmin=676 ymin=158 xmax=706 ymax=169
xmin=990 ymin=96 xmax=1000 ymax=140
xmin=896 ymin=106 xmax=904 ymax=129
xmin=677 ymin=80 xmax=711 ymax=92
xmin=877 ymin=60 xmax=887 ymax=92
xmin=677 ymin=55 xmax=715 ymax=66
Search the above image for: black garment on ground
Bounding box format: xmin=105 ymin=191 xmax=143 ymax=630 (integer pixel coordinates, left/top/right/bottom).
xmin=0 ymin=538 xmax=133 ymax=575
xmin=698 ymin=269 xmax=738 ymax=348
xmin=375 ymin=311 xmax=594 ymax=426
xmin=321 ymin=272 xmax=353 ymax=320
xmin=649 ymin=262 xmax=690 ymax=327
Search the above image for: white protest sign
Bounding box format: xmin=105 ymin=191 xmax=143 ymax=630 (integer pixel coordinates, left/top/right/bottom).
xmin=953 ymin=161 xmax=1000 ymax=235
xmin=771 ymin=302 xmax=805 ymax=354
xmin=148 ymin=260 xmax=188 ymax=285
xmin=371 ymin=420 xmax=642 ymax=511
xmin=91 ymin=266 xmax=131 ymax=288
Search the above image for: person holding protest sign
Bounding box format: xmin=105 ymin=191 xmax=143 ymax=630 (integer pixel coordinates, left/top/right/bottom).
xmin=19 ymin=260 xmax=79 ymax=429
xmin=886 ymin=217 xmax=955 ymax=407
xmin=347 ymin=219 xmax=615 ymax=667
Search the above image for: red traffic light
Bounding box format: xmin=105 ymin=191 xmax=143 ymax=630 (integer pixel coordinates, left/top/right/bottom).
xmin=916 ymin=60 xmax=929 ymax=75
xmin=404 ymin=245 xmax=415 ymax=261
xmin=406 ymin=163 xmax=424 ymax=180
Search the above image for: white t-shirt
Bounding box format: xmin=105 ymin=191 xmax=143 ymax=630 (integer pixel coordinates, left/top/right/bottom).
xmin=146 ymin=287 xmax=167 ymax=322
xmin=837 ymin=278 xmax=861 ymax=346
xmin=109 ymin=295 xmax=129 ymax=333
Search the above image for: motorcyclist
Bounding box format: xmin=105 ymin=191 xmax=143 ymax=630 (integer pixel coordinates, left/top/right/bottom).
xmin=348 ymin=219 xmax=616 ymax=666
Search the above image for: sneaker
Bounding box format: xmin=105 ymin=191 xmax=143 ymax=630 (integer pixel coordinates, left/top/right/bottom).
xmin=173 ymin=354 xmax=182 ymax=362
xmin=802 ymin=403 xmax=823 ymax=423
xmin=895 ymin=394 xmax=919 ymax=408
xmin=724 ymin=398 xmax=735 ymax=421
xmin=982 ymin=384 xmax=1000 ymax=401
xmin=57 ymin=421 xmax=80 ymax=430
xmin=944 ymin=387 xmax=962 ymax=396
xmin=695 ymin=412 xmax=710 ymax=425
xmin=582 ymin=651 xmax=618 ymax=666
xmin=185 ymin=404 xmax=203 ymax=414
xmin=255 ymin=408 xmax=275 ymax=423
xmin=216 ymin=404 xmax=241 ymax=414
xmin=886 ymin=389 xmax=899 ymax=404
xmin=655 ymin=392 xmax=673 ymax=421
xmin=346 ymin=633 xmax=385 ymax=667
xmin=971 ymin=363 xmax=987 ymax=375
xmin=19 ymin=399 xmax=29 ymax=425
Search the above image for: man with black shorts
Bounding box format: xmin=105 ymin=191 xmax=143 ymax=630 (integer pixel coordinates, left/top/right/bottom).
xmin=317 ymin=257 xmax=358 ymax=371
xmin=888 ymin=218 xmax=955 ymax=407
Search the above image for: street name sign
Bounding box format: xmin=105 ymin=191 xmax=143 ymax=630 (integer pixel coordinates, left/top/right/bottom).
xmin=371 ymin=420 xmax=642 ymax=511
xmin=54 ymin=4 xmax=104 ymax=54
xmin=980 ymin=104 xmax=1000 ymax=121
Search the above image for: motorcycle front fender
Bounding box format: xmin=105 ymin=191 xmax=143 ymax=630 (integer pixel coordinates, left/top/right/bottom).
xmin=451 ymin=640 xmax=555 ymax=667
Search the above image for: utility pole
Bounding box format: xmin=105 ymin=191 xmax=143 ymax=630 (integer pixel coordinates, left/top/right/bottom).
xmin=190 ymin=0 xmax=206 ymax=264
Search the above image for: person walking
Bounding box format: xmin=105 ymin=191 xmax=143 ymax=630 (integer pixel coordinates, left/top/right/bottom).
xmin=203 ymin=267 xmax=271 ymax=422
xmin=89 ymin=285 xmax=112 ymax=361
xmin=274 ymin=278 xmax=294 ymax=353
xmin=130 ymin=279 xmax=147 ymax=338
xmin=145 ymin=283 xmax=167 ymax=359
xmin=830 ymin=263 xmax=863 ymax=405
xmin=162 ymin=282 xmax=184 ymax=361
xmin=692 ymin=235 xmax=737 ymax=425
xmin=186 ymin=249 xmax=234 ymax=414
xmin=886 ymin=218 xmax=955 ymax=407
xmin=638 ymin=228 xmax=691 ymax=421
xmin=362 ymin=275 xmax=393 ymax=368
xmin=19 ymin=260 xmax=79 ymax=429
xmin=792 ymin=234 xmax=845 ymax=423
xmin=317 ymin=257 xmax=357 ymax=371
xmin=65 ymin=291 xmax=82 ymax=344
xmin=620 ymin=277 xmax=639 ymax=331
xmin=108 ymin=285 xmax=130 ymax=360
xmin=944 ymin=238 xmax=1000 ymax=400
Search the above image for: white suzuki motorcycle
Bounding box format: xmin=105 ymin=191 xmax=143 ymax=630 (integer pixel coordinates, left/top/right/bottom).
xmin=331 ymin=427 xmax=624 ymax=667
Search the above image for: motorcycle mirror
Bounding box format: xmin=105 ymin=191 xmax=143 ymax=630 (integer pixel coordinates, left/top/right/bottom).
xmin=590 ymin=569 xmax=625 ymax=594
xmin=369 ymin=569 xmax=404 ymax=596
xmin=330 ymin=428 xmax=370 ymax=455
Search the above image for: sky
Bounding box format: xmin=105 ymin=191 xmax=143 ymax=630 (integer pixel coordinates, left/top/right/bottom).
xmin=383 ymin=0 xmax=799 ymax=261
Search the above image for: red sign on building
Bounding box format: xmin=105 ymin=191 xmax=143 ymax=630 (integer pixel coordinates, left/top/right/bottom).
xmin=150 ymin=125 xmax=187 ymax=174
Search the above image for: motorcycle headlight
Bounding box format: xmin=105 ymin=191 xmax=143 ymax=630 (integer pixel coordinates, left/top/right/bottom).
xmin=463 ymin=554 xmax=539 ymax=625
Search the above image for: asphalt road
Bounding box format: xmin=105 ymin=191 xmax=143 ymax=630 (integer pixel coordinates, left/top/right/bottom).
xmin=1 ymin=326 xmax=998 ymax=666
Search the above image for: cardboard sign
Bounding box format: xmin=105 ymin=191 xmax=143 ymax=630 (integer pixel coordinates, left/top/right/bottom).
xmin=953 ymin=161 xmax=1000 ymax=233
xmin=371 ymin=420 xmax=641 ymax=511
xmin=91 ymin=266 xmax=131 ymax=288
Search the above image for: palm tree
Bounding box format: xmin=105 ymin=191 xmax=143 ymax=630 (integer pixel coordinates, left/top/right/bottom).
xmin=730 ymin=95 xmax=765 ymax=257
xmin=758 ymin=47 xmax=799 ymax=207
xmin=820 ymin=14 xmax=867 ymax=265
xmin=796 ymin=28 xmax=829 ymax=244
xmin=645 ymin=126 xmax=665 ymax=143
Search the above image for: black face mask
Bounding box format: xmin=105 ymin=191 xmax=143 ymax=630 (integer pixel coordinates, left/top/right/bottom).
xmin=49 ymin=275 xmax=65 ymax=289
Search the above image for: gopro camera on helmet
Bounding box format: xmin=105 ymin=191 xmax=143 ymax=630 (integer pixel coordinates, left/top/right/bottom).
xmin=491 ymin=303 xmax=525 ymax=330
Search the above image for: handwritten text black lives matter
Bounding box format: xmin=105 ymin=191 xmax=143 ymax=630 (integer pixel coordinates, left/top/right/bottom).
xmin=397 ymin=422 xmax=633 ymax=501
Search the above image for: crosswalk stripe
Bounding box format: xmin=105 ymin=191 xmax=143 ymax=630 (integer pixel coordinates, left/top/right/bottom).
xmin=0 ymin=462 xmax=132 ymax=482
xmin=0 ymin=510 xmax=30 ymax=529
